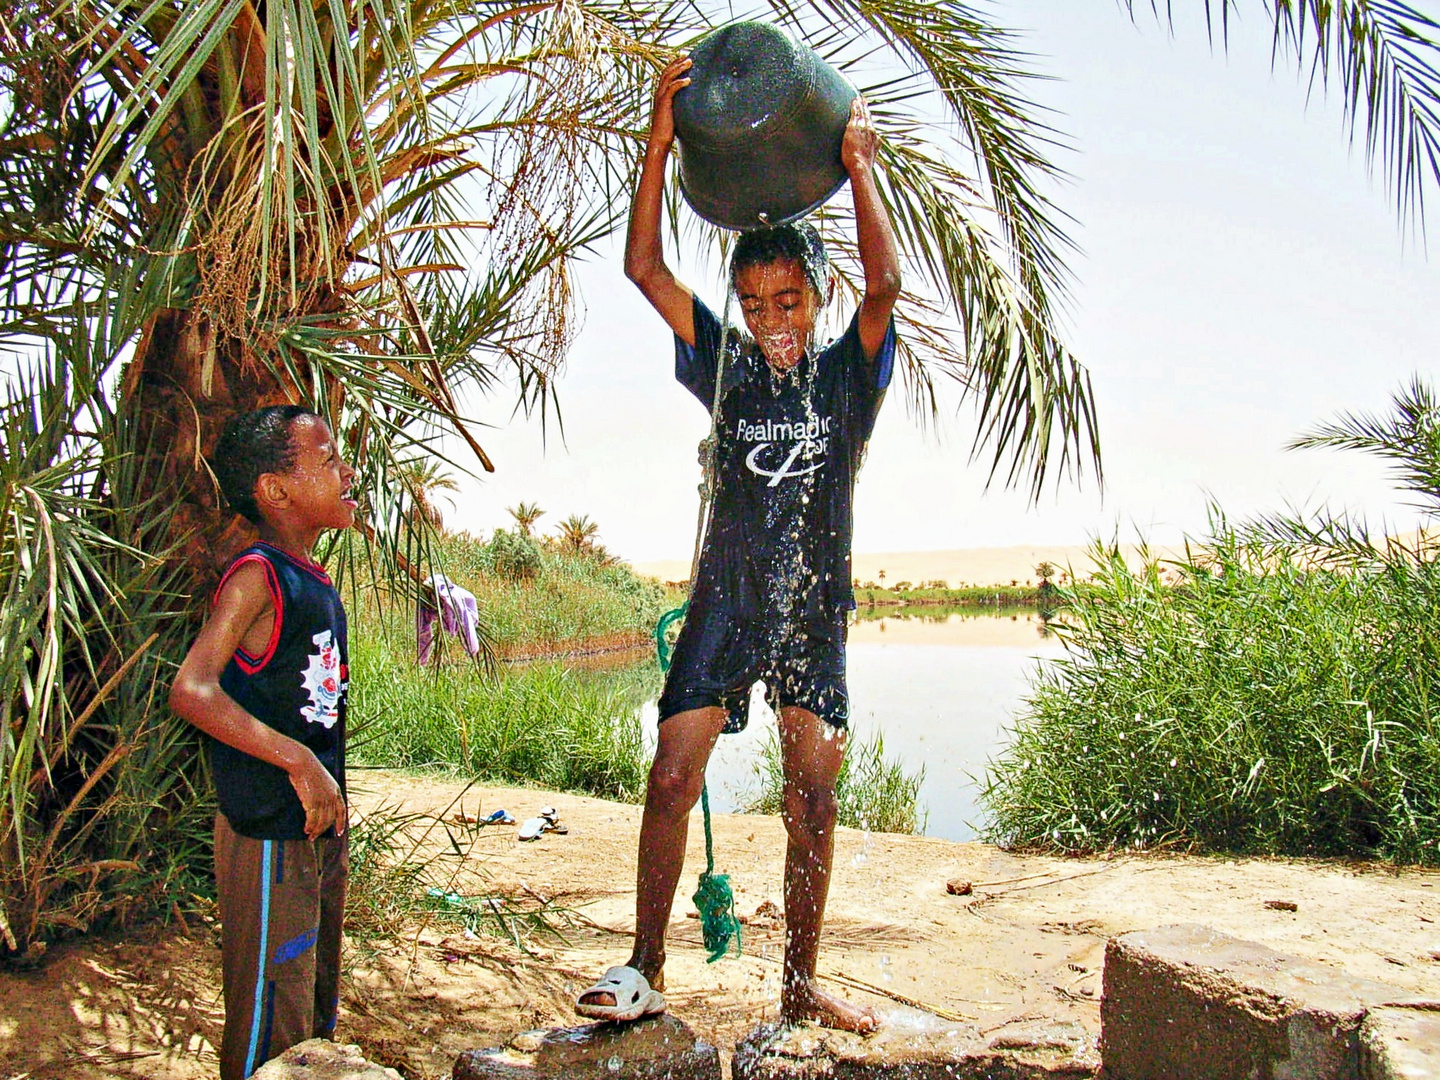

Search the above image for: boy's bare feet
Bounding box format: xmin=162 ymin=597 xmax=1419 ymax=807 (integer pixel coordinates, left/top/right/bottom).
xmin=782 ymin=977 xmax=879 ymax=1033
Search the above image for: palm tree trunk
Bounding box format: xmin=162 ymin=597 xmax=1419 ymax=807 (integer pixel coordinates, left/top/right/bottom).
xmin=121 ymin=308 xmax=281 ymax=594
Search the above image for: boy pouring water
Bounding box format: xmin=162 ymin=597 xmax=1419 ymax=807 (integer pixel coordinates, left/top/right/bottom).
xmin=577 ymin=56 xmax=901 ymax=1032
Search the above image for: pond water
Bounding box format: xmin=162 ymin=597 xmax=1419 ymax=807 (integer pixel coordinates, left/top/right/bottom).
xmin=637 ymin=607 xmax=1065 ymax=841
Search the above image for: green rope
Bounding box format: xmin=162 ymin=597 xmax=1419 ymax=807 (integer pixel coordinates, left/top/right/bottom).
xmin=692 ymin=784 xmax=740 ymax=962
xmin=651 ymin=267 xmax=742 ymax=963
xmin=654 ymin=602 xmax=688 ymax=673
xmin=654 ymin=599 xmax=740 ymax=963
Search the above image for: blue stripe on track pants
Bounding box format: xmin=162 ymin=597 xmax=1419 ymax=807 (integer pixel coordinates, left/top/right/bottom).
xmin=214 ymin=814 xmax=348 ymax=1080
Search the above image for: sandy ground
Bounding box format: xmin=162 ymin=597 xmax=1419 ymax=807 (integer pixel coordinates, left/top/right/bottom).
xmin=4 ymin=770 xmax=1439 ymax=1079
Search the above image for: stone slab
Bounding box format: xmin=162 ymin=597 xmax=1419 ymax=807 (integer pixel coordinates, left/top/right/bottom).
xmin=453 ymin=1014 xmax=721 ymax=1080
xmin=251 ymin=1040 xmax=402 ymax=1080
xmin=1100 ymin=924 xmax=1420 ymax=1080
xmin=1359 ymin=1006 xmax=1440 ymax=1080
xmin=731 ymin=1012 xmax=1099 ymax=1079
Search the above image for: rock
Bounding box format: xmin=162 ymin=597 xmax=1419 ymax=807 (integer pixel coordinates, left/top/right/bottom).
xmin=1100 ymin=924 xmax=1421 ymax=1080
xmin=508 ymin=1030 xmax=547 ymax=1053
xmin=946 ymin=879 xmax=974 ymax=897
xmin=250 ymin=1040 xmax=402 ymax=1080
xmin=453 ymin=1014 xmax=721 ymax=1080
xmin=1359 ymin=1006 xmax=1440 ymax=1080
xmin=1264 ymin=900 xmax=1299 ymax=912
xmin=731 ymin=1011 xmax=1098 ymax=1079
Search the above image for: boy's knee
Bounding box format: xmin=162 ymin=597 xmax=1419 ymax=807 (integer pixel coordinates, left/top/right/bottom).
xmin=646 ymin=756 xmax=705 ymax=812
xmin=782 ymin=780 xmax=838 ymax=838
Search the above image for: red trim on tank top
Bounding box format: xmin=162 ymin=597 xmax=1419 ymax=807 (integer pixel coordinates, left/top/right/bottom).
xmin=215 ymin=554 xmax=284 ymax=673
xmin=254 ymin=541 xmax=332 ymax=585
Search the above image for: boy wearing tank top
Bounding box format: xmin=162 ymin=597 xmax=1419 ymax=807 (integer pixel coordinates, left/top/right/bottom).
xmin=171 ymin=406 xmax=358 ymax=1079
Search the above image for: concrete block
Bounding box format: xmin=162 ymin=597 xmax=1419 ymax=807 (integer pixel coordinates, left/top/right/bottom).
xmin=1359 ymin=1006 xmax=1440 ymax=1080
xmin=453 ymin=1014 xmax=721 ymax=1080
xmin=1100 ymin=924 xmax=1417 ymax=1080
xmin=250 ymin=1040 xmax=402 ymax=1080
xmin=731 ymin=1012 xmax=1099 ymax=1079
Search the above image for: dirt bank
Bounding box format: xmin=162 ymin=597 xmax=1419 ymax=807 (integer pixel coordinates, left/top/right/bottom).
xmin=3 ymin=770 xmax=1438 ymax=1079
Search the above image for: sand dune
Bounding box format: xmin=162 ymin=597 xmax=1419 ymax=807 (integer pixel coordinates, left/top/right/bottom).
xmin=634 ymin=530 xmax=1435 ymax=587
xmin=634 ymin=542 xmax=1185 ymax=588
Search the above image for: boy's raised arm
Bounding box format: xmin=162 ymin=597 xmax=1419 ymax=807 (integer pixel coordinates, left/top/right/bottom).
xmin=169 ymin=563 xmax=346 ymax=839
xmin=842 ymin=98 xmax=902 ymax=361
xmin=625 ymin=57 xmax=696 ymax=347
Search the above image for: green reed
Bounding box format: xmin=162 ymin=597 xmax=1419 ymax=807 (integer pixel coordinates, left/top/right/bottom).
xmin=346 ymin=530 xmax=676 ymax=659
xmin=854 ymin=584 xmax=1039 ymax=607
xmin=744 ymin=728 xmax=926 ymax=835
xmin=348 ymin=628 xmax=661 ymax=803
xmin=981 ymin=533 xmax=1440 ymax=863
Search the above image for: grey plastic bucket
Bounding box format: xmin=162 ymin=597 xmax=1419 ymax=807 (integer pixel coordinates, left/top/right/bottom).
xmin=673 ymin=22 xmax=856 ymax=232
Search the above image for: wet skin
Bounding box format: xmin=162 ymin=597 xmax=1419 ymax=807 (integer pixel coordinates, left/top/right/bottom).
xmin=582 ymin=705 xmax=878 ymax=1033
xmin=599 ymin=51 xmax=900 ymax=1034
xmin=233 ymin=417 xmax=359 ymax=658
xmin=735 ymin=260 xmax=824 ymax=372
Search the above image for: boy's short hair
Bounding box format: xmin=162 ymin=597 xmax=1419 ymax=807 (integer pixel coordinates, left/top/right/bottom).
xmin=213 ymin=405 xmax=319 ymax=525
xmin=730 ymin=221 xmax=830 ymax=299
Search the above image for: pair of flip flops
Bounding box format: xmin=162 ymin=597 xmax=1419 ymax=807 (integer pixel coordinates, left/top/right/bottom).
xmin=452 ymin=808 xmax=517 ymax=826
xmin=575 ymin=965 xmax=666 ymax=1022
xmin=517 ymin=806 xmax=568 ymax=841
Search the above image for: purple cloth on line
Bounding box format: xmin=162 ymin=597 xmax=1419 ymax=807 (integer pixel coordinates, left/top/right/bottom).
xmin=417 ymin=574 xmax=481 ymax=664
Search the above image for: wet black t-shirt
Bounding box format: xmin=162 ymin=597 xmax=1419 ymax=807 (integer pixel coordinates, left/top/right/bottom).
xmin=211 ymin=542 xmax=348 ymax=840
xmin=676 ymin=297 xmax=895 ymax=630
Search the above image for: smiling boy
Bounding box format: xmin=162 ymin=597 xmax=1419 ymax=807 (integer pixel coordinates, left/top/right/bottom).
xmin=171 ymin=406 xmax=357 ymax=1079
xmin=576 ymin=57 xmax=901 ymax=1032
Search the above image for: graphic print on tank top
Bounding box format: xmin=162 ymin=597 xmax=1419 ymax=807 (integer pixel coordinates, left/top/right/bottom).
xmin=300 ymin=629 xmax=345 ymax=728
xmin=211 ymin=542 xmax=349 ymax=840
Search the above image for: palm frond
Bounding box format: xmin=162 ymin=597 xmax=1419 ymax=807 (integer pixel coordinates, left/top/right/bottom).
xmin=813 ymin=112 xmax=1099 ymax=494
xmin=1290 ymin=374 xmax=1440 ymax=510
xmin=1132 ymin=1 xmax=1440 ymax=231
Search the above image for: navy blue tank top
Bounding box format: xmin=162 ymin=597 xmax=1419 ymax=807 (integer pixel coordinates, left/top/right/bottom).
xmin=211 ymin=542 xmax=348 ymax=840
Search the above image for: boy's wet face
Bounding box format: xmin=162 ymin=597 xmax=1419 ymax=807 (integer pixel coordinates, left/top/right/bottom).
xmin=735 ymin=258 xmax=823 ymax=372
xmin=263 ymin=416 xmax=357 ymax=530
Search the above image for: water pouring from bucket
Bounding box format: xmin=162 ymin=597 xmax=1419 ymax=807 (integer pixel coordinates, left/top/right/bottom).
xmin=673 ymin=22 xmax=857 ymax=231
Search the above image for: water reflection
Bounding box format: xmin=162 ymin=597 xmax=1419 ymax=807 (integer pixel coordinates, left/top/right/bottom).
xmin=851 ymin=602 xmax=1039 ymax=624
xmin=848 ymin=606 xmax=1067 ymax=648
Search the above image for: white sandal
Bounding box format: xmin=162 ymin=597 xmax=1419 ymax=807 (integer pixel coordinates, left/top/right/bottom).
xmin=575 ymin=965 xmax=666 ymax=1022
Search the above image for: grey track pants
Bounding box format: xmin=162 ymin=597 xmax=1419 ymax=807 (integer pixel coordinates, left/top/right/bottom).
xmin=214 ymin=814 xmax=348 ymax=1080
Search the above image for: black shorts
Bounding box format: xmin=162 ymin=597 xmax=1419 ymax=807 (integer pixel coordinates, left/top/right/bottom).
xmin=657 ymin=606 xmax=849 ymax=732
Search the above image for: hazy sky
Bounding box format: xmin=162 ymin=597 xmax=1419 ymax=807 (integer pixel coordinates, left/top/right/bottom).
xmin=442 ymin=1 xmax=1440 ymax=561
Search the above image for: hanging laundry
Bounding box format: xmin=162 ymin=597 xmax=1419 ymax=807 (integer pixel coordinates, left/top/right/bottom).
xmin=417 ymin=573 xmax=482 ymax=664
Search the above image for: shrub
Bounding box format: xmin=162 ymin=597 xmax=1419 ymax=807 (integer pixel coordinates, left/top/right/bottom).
xmin=982 ymin=533 xmax=1440 ymax=863
xmin=349 ymin=632 xmax=660 ymax=802
xmin=485 ymin=528 xmax=543 ymax=582
xmin=983 ymin=380 xmax=1440 ymax=864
